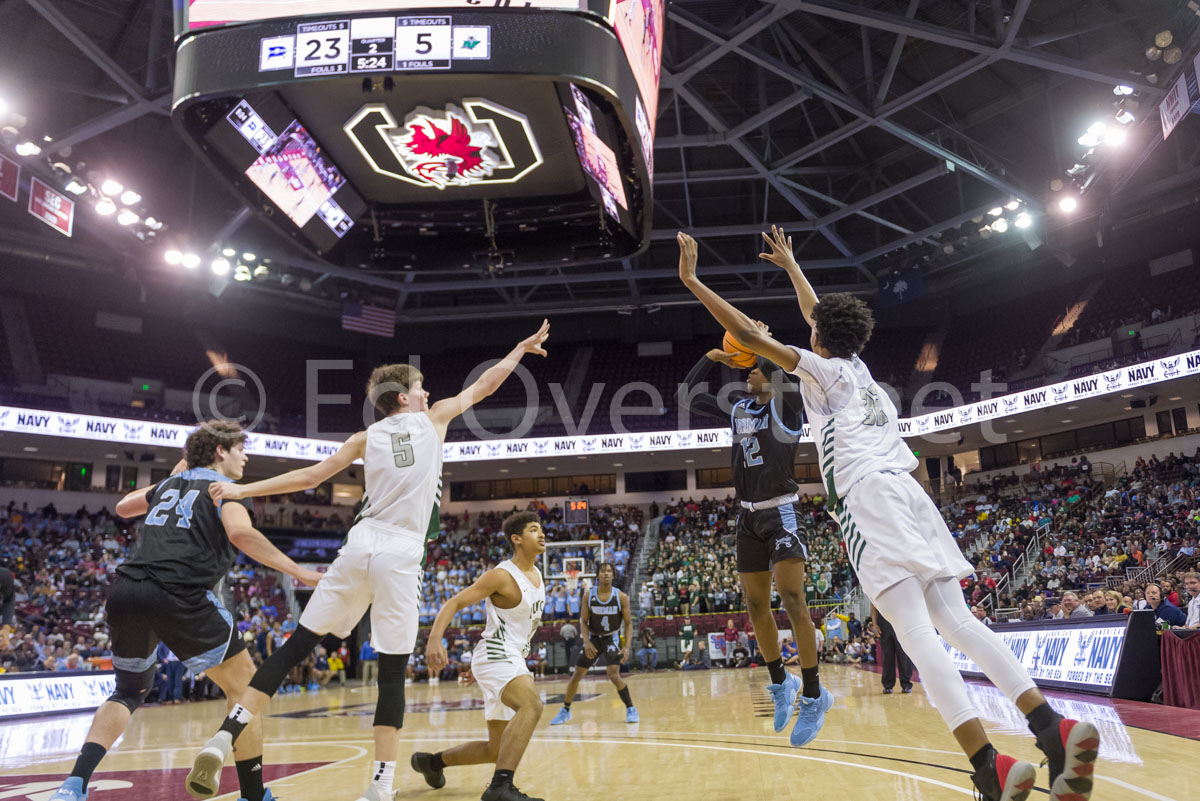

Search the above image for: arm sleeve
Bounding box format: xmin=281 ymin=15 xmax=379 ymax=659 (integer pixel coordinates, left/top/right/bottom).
xmin=678 ymin=355 xmax=735 ymax=420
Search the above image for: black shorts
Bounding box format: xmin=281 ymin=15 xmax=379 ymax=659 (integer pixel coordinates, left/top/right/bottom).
xmin=735 ymin=502 xmax=810 ymax=573
xmin=576 ymin=634 xmax=622 ymax=668
xmin=106 ymin=576 xmax=245 ymax=674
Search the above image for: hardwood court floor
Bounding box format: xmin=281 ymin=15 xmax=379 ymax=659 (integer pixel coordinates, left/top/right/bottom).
xmin=3 ymin=665 xmax=1193 ymax=800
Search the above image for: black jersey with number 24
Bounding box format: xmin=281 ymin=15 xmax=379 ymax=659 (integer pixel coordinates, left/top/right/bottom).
xmin=117 ymin=467 xmax=253 ymax=591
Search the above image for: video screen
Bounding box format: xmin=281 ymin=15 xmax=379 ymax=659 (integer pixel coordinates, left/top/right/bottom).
xmin=611 ymin=0 xmax=663 ymax=133
xmin=183 ymin=0 xmax=584 ymax=30
xmin=244 ymin=120 xmax=346 ymax=229
xmin=565 ymin=84 xmax=627 ymax=222
xmin=225 ymin=100 xmax=353 ymax=239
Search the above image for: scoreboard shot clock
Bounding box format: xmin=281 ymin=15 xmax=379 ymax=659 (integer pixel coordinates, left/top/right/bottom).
xmin=171 ymin=1 xmax=661 ymax=268
xmin=564 ymin=498 xmax=589 ymax=526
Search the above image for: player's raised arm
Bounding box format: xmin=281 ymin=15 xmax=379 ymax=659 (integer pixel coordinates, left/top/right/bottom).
xmin=208 ymin=431 xmax=367 ymax=504
xmin=677 ymin=232 xmax=801 ymax=373
xmin=218 ymin=501 xmax=322 ymax=586
xmin=114 ymin=458 xmax=189 ymax=518
xmin=426 ymin=319 xmax=550 ymax=434
xmin=759 ymin=225 xmax=819 ymax=327
xmin=426 ymin=569 xmax=510 ymax=671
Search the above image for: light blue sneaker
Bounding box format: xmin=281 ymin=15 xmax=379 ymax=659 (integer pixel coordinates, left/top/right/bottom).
xmin=240 ymin=790 xmax=276 ymax=801
xmin=549 ymin=706 xmax=572 ymax=725
xmin=790 ymin=686 xmax=834 ymax=747
xmin=48 ymin=777 xmax=87 ymax=801
xmin=625 ymin=706 xmax=639 ymax=723
xmin=767 ymin=673 xmax=801 ymax=733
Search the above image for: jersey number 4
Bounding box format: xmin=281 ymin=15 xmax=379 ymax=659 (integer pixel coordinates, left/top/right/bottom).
xmin=391 ymin=432 xmax=415 ymax=468
xmin=145 ymin=489 xmax=201 ymax=528
xmin=860 ymin=386 xmax=889 ymax=427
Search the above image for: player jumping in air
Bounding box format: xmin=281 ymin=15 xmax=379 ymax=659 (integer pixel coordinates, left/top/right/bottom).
xmin=548 ymin=561 xmax=638 ymax=726
xmin=676 ymin=322 xmax=831 ymax=745
xmin=187 ymin=321 xmax=550 ymax=801
xmin=49 ymin=422 xmax=322 ymax=801
xmin=677 ymin=228 xmax=1099 ymax=801
xmin=412 ymin=511 xmax=548 ymax=801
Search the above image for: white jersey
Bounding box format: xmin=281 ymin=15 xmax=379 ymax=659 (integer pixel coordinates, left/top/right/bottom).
xmin=476 ymin=560 xmax=545 ymax=661
xmin=359 ymin=412 xmax=443 ymax=539
xmin=787 ymin=346 xmax=917 ymax=508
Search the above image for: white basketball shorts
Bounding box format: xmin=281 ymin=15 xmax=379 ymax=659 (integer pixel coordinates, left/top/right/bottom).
xmin=836 ymin=471 xmax=974 ymax=600
xmin=470 ymin=649 xmax=530 ymax=722
xmin=298 ymin=518 xmax=423 ymax=654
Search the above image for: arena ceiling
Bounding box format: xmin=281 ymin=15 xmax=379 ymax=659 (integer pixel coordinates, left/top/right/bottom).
xmin=2 ymin=0 xmax=1199 ymax=324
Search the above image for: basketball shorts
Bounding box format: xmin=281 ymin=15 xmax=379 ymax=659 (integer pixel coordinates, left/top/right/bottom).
xmin=471 ymin=648 xmax=530 ymax=722
xmin=735 ymin=501 xmax=810 ymax=573
xmin=106 ymin=576 xmax=245 ymax=674
xmin=299 ymin=519 xmax=423 ymax=654
xmin=836 ymin=471 xmax=974 ymax=600
xmin=576 ymin=633 xmax=622 ymax=668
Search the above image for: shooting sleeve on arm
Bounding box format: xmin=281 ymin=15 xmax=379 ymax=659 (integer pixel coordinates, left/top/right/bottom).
xmin=678 ymin=355 xmax=727 ymax=420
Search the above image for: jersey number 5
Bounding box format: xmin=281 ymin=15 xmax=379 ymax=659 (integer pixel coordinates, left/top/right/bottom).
xmin=860 ymin=386 xmax=889 ymax=427
xmin=145 ymin=489 xmax=201 ymax=528
xmin=391 ymin=432 xmax=415 ymax=468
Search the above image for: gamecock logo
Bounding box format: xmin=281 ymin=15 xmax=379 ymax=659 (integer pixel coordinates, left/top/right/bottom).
xmin=345 ymin=100 xmax=543 ymax=190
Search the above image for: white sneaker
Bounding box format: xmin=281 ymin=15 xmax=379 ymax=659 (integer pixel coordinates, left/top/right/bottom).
xmin=186 ymin=731 xmax=233 ymax=799
xmin=354 ymin=784 xmax=395 ymax=801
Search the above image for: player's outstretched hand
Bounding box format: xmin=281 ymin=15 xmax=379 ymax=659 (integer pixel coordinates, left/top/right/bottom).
xmin=706 ymin=349 xmax=743 ymax=367
xmin=520 ymin=319 xmax=551 ymax=357
xmin=677 ymin=232 xmax=698 ymax=283
xmin=620 ymin=647 xmax=631 ymax=664
xmin=583 ymin=640 xmax=598 ymax=660
xmin=427 ymin=640 xmax=448 ymax=673
xmin=759 ymin=225 xmax=797 ymax=271
xmin=295 ymin=568 xmax=323 ymax=587
xmin=208 ymin=482 xmax=246 ymax=504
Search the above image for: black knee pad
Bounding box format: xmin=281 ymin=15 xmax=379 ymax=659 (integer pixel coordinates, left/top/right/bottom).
xmin=249 ymin=625 xmax=323 ymax=697
xmin=108 ymin=666 xmax=156 ymax=713
xmin=374 ymin=652 xmax=410 ymax=728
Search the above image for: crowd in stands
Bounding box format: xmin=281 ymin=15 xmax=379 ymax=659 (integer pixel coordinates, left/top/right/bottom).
xmin=638 ymin=495 xmax=853 ymax=619
xmin=943 ymin=450 xmax=1200 ymax=624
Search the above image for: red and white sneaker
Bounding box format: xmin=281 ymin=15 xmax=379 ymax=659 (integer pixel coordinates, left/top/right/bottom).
xmin=1035 ymin=718 xmax=1101 ymax=801
xmin=971 ymin=751 xmax=1038 ymax=801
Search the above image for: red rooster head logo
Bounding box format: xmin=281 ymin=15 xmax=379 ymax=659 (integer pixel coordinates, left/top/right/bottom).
xmin=390 ymin=105 xmax=500 ymax=189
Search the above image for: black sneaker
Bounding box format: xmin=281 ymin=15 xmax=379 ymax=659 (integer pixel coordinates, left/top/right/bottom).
xmin=882 ymin=688 xmax=894 ymax=694
xmin=480 ymin=782 xmax=544 ymax=801
xmin=410 ymin=752 xmax=446 ymax=789
xmin=901 ymin=685 xmax=913 ymax=694
xmin=971 ymin=750 xmax=1037 ymax=801
xmin=1032 ymin=718 xmax=1100 ymax=801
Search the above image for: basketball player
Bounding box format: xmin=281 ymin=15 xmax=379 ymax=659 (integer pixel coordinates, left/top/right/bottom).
xmin=676 ymin=326 xmax=830 ymax=745
xmin=411 ymin=511 xmax=547 ymax=801
xmin=678 ymin=228 xmax=1099 ymax=801
xmin=548 ymin=561 xmax=638 ymax=725
xmin=49 ymin=421 xmax=322 ymax=801
xmin=188 ymin=321 xmax=550 ymax=801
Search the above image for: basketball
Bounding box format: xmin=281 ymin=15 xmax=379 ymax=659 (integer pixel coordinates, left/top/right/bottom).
xmin=721 ymin=332 xmax=758 ymax=368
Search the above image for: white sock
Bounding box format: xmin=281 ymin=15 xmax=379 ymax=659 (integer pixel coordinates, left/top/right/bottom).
xmin=371 ymin=760 xmax=396 ymax=794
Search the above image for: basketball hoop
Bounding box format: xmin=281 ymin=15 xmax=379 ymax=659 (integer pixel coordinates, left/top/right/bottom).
xmin=565 ymin=569 xmax=580 ymax=594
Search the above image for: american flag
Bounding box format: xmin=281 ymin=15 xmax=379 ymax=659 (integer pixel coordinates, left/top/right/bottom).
xmin=342 ymin=301 xmax=395 ymax=337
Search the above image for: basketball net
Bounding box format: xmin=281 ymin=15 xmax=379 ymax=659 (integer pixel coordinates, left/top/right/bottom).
xmin=565 ymin=569 xmax=580 ymax=594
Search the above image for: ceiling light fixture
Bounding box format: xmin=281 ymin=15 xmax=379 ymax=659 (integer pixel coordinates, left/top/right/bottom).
xmin=116 ymin=209 xmax=139 ymax=226
xmin=95 ymin=197 xmax=116 ymax=215
xmin=100 ymin=179 xmax=123 ymax=196
xmin=119 ymin=190 xmax=140 ymax=205
xmin=1057 ymin=196 xmax=1078 ymax=213
xmin=165 ymin=249 xmax=183 ymax=265
xmin=15 ymin=141 xmax=40 ymax=156
xmin=181 ymin=252 xmax=201 ymax=269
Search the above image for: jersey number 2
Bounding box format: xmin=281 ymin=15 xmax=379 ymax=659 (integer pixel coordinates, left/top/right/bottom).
xmin=391 ymin=432 xmax=415 ymax=468
xmin=145 ymin=489 xmax=201 ymax=528
xmin=860 ymin=386 xmax=889 ymax=427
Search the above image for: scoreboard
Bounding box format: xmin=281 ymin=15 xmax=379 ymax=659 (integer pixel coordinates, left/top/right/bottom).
xmin=172 ymin=1 xmax=661 ymax=266
xmin=564 ymin=498 xmax=589 ymax=525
